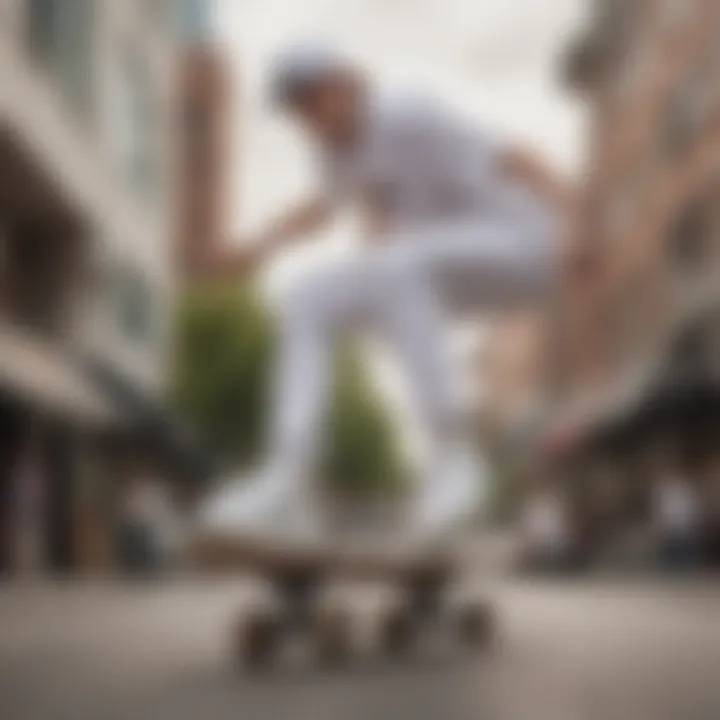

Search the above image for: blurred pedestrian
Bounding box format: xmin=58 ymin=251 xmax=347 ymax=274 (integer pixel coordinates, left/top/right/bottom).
xmin=519 ymin=474 xmax=574 ymax=574
xmin=702 ymin=458 xmax=720 ymax=568
xmin=653 ymin=469 xmax=701 ymax=572
xmin=117 ymin=465 xmax=172 ymax=577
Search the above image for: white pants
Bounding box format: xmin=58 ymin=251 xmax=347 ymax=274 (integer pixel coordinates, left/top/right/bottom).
xmin=269 ymin=214 xmax=558 ymax=476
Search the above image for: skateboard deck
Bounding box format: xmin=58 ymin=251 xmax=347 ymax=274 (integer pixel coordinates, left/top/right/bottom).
xmin=194 ymin=532 xmax=495 ymax=668
xmin=194 ymin=530 xmax=454 ymax=580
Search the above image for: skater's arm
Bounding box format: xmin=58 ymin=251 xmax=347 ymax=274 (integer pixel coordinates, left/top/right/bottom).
xmin=202 ymin=197 xmax=332 ymax=279
xmin=256 ymin=196 xmax=333 ymax=250
xmin=501 ymin=147 xmax=572 ymax=212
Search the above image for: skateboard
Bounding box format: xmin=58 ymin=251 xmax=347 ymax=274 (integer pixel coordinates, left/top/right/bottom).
xmin=194 ymin=533 xmax=496 ymax=668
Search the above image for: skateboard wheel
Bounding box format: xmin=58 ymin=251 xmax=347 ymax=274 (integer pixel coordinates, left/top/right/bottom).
xmin=236 ymin=610 xmax=281 ymax=668
xmin=381 ymin=607 xmax=416 ymax=658
xmin=314 ymin=608 xmax=352 ymax=664
xmin=455 ymin=600 xmax=494 ymax=648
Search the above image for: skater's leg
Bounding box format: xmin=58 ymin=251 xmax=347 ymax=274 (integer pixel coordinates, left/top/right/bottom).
xmin=369 ymin=245 xmax=462 ymax=449
xmin=358 ymin=243 xmax=486 ymax=539
xmin=268 ymin=281 xmax=335 ymax=478
xmin=267 ymin=255 xmax=384 ymax=470
xmin=200 ymin=255 xmax=394 ymax=536
xmin=405 ymin=214 xmax=560 ymax=314
xmin=372 ymin=213 xmax=558 ymax=439
xmin=369 ymin=216 xmax=559 ymax=539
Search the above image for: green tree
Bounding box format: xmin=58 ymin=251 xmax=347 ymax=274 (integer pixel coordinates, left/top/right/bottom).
xmin=322 ymin=344 xmax=409 ymax=499
xmin=171 ymin=282 xmax=275 ymax=465
xmin=171 ymin=284 xmax=408 ymax=496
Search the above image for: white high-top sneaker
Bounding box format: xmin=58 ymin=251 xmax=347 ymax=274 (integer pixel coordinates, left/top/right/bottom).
xmin=197 ymin=464 xmax=321 ymax=547
xmin=408 ymin=442 xmax=489 ymax=547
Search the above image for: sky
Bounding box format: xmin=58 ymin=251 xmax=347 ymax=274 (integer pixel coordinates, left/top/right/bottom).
xmin=215 ymin=0 xmax=588 ymax=237
xmin=212 ymin=0 xmax=589 ymax=440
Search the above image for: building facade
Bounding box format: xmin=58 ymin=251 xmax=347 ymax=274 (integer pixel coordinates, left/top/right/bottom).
xmin=479 ymin=313 xmax=547 ymax=447
xmin=476 ymin=312 xmax=548 ymax=521
xmin=176 ymin=33 xmax=233 ymax=282
xmin=558 ymin=0 xmax=720 ymax=403
xmin=0 ymin=0 xmax=181 ymax=574
xmin=537 ymin=0 xmax=720 ymax=561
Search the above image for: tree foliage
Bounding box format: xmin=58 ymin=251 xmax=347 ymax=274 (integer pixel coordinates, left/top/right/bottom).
xmin=322 ymin=344 xmax=409 ymax=498
xmin=171 ymin=283 xmax=407 ymax=496
xmin=171 ymin=282 xmax=275 ymax=466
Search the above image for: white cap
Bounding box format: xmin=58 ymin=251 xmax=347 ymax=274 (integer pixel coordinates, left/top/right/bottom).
xmin=269 ymin=42 xmax=353 ymax=108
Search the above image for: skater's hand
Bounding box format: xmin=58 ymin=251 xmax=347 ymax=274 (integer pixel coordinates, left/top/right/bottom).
xmin=199 ymin=243 xmax=266 ymax=281
xmin=502 ymin=147 xmax=571 ymax=213
xmin=197 ymin=197 xmax=333 ymax=282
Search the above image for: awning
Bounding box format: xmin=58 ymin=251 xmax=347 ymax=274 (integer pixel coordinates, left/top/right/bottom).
xmin=0 ymin=327 xmax=118 ymax=425
xmin=536 ymin=392 xmax=600 ymax=462
xmin=538 ymin=357 xmax=720 ymax=463
xmin=84 ymin=359 xmax=217 ymax=483
xmin=535 ymin=370 xmax=652 ymax=461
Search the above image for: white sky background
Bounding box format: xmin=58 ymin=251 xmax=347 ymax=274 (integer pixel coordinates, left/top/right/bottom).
xmin=216 ymin=0 xmax=588 ymax=237
xmin=213 ymin=0 xmax=588 ymax=448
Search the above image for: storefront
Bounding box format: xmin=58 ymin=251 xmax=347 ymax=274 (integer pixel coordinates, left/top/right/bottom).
xmin=534 ymin=299 xmax=720 ymax=569
xmin=0 ymin=331 xmax=214 ymax=577
xmin=0 ymin=328 xmax=117 ymax=576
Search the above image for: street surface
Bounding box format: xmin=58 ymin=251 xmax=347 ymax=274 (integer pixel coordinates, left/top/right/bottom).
xmin=1 ymin=577 xmax=719 ymax=720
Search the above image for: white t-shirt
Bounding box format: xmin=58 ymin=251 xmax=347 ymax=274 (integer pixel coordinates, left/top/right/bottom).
xmin=320 ymin=91 xmax=552 ymax=230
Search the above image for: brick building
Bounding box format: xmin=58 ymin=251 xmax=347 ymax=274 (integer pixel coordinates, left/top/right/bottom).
xmin=535 ymin=0 xmax=720 ymax=559
xmin=552 ymin=0 xmax=720 ymax=440
xmin=476 ymin=312 xmax=548 ymax=521
xmin=176 ymin=1 xmax=233 ymax=283
xmin=0 ymin=0 xmax=187 ymax=575
xmin=479 ymin=313 xmax=547 ymax=450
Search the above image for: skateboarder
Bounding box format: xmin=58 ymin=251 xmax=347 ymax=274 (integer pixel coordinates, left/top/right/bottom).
xmin=199 ymin=43 xmax=569 ymax=548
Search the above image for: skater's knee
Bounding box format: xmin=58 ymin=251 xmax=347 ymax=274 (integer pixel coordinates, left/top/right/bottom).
xmin=276 ymin=271 xmax=332 ymax=328
xmin=372 ymin=242 xmax=426 ymax=296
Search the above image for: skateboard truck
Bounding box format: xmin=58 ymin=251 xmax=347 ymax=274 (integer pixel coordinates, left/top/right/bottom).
xmin=406 ymin=566 xmax=453 ymax=622
xmin=275 ymin=567 xmax=325 ymax=630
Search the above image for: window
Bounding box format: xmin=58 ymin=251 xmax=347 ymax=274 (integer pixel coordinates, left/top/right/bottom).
xmin=1 ymin=0 xmax=19 ymax=24
xmin=111 ymin=47 xmax=161 ymax=202
xmin=184 ymin=101 xmax=209 ymax=177
xmin=61 ymin=0 xmax=94 ymax=114
xmin=710 ymin=178 xmax=720 ymax=258
xmin=27 ymin=0 xmax=94 ymax=115
xmin=660 ymin=0 xmax=699 ymax=30
xmin=145 ymin=0 xmax=170 ymax=24
xmin=592 ymin=0 xmax=641 ymax=59
xmin=669 ymin=203 xmax=711 ymax=274
xmin=664 ymin=71 xmax=712 ymax=156
xmin=0 ymin=224 xmax=7 ymax=311
xmin=27 ymin=0 xmax=60 ymax=65
xmin=704 ymin=29 xmax=720 ymax=122
xmin=603 ymin=189 xmax=634 ymax=241
xmin=0 ymin=224 xmax=6 ymax=268
xmin=673 ymin=328 xmax=706 ymax=376
xmin=617 ymin=32 xmax=653 ymax=100
xmin=672 ymin=317 xmax=720 ymax=381
xmin=179 ymin=0 xmax=211 ymax=42
xmin=114 ymin=266 xmax=155 ymax=345
xmin=602 ymin=166 xmax=651 ymax=244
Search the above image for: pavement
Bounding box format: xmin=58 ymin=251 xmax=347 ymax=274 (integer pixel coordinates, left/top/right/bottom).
xmin=1 ymin=576 xmax=720 ymax=720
